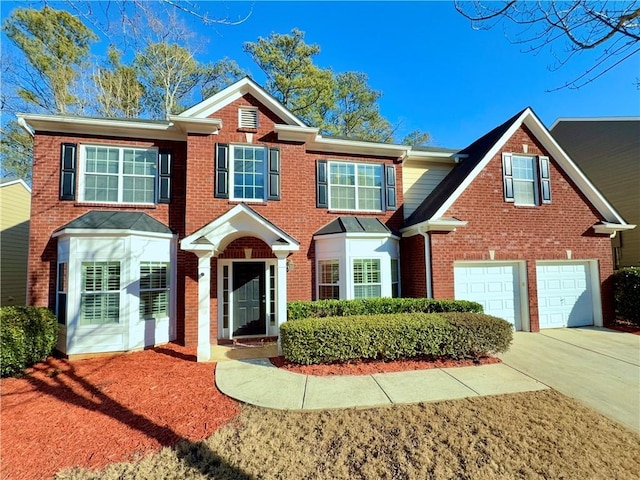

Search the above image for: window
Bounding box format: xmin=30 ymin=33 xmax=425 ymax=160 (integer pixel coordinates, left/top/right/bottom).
xmin=140 ymin=262 xmax=169 ymax=320
xmin=56 ymin=263 xmax=67 ymax=325
xmin=502 ymin=153 xmax=551 ymax=205
xmin=81 ymin=146 xmax=158 ymax=204
xmin=391 ymin=259 xmax=400 ymax=298
xmin=232 ymin=145 xmax=266 ymax=200
xmin=239 ymin=107 xmax=258 ymax=129
xmin=512 ymin=155 xmax=536 ymax=205
xmin=329 ymin=162 xmax=383 ymax=211
xmin=353 ymin=259 xmax=381 ymax=298
xmin=222 ymin=265 xmax=230 ymax=329
xmin=80 ymin=262 xmax=120 ymax=325
xmin=318 ymin=260 xmax=340 ymax=300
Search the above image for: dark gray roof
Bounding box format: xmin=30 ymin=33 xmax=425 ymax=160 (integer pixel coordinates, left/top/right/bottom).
xmin=315 ymin=217 xmax=391 ymax=235
xmin=405 ymin=108 xmax=529 ymax=227
xmin=57 ymin=211 xmax=173 ymax=234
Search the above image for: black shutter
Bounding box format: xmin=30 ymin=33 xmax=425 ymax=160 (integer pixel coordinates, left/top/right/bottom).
xmin=316 ymin=160 xmax=328 ymax=208
xmin=267 ymin=147 xmax=280 ymax=200
xmin=502 ymin=153 xmax=514 ymax=202
xmin=385 ymin=164 xmax=397 ymax=211
xmin=539 ymin=156 xmax=551 ymax=204
xmin=157 ymin=149 xmax=172 ymax=204
xmin=60 ymin=143 xmax=77 ymax=201
xmin=215 ymin=143 xmax=229 ymax=198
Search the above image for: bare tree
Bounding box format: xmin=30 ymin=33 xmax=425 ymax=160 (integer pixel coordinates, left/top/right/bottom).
xmin=455 ymin=1 xmax=640 ymax=89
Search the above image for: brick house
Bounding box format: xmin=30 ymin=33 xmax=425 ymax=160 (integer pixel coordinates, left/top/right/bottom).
xmin=18 ymin=78 xmax=633 ymax=360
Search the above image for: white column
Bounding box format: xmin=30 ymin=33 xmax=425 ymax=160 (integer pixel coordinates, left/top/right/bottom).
xmin=196 ymin=251 xmax=213 ymax=362
xmin=274 ymin=251 xmax=289 ymax=356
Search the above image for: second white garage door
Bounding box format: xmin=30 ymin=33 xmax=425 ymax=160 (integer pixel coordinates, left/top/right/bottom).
xmin=536 ymin=262 xmax=594 ymax=328
xmin=454 ymin=263 xmax=521 ymax=330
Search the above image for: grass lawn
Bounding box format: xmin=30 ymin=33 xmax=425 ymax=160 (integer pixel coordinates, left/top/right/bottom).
xmin=56 ymin=389 xmax=640 ymax=480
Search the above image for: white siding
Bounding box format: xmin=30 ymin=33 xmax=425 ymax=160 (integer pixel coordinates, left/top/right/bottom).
xmin=402 ymin=159 xmax=453 ymax=219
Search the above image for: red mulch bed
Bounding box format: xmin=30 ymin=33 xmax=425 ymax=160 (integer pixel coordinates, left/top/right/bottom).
xmin=271 ymin=355 xmax=501 ymax=376
xmin=0 ymin=344 xmax=239 ymax=480
xmin=609 ymin=320 xmax=640 ymax=336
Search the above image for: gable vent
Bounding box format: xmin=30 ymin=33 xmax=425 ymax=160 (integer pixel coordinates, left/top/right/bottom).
xmin=239 ymin=107 xmax=258 ymax=129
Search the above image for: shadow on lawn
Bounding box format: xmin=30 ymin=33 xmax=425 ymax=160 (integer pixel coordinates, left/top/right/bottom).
xmin=25 ymin=357 xmax=252 ymax=479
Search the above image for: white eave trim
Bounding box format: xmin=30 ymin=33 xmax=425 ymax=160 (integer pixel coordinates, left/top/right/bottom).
xmin=593 ymin=222 xmax=636 ymax=236
xmin=17 ymin=113 xmax=186 ymax=141
xmin=550 ymin=116 xmax=640 ymax=130
xmin=429 ymin=108 xmax=629 ymax=225
xmin=401 ymin=218 xmax=468 ymax=237
xmin=167 ymin=115 xmax=222 ymax=135
xmin=403 ymin=150 xmax=467 ymax=164
xmin=0 ymin=178 xmax=31 ymax=193
xmin=52 ymin=228 xmax=176 ymax=240
xmin=178 ymin=77 xmax=307 ymax=127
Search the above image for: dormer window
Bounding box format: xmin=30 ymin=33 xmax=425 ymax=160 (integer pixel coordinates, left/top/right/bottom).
xmin=239 ymin=106 xmax=258 ymax=129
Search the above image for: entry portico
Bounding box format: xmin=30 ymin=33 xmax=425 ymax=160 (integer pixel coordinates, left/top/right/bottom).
xmin=181 ymin=203 xmax=299 ymax=361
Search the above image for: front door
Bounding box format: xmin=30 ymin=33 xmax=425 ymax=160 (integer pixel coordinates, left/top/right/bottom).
xmin=232 ymin=262 xmax=266 ymax=336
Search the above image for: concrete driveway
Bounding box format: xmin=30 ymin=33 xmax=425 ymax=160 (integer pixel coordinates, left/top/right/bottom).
xmin=500 ymin=327 xmax=640 ymax=433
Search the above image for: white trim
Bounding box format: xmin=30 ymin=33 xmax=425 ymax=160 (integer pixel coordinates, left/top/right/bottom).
xmin=593 ymin=222 xmax=636 ymax=236
xmin=425 ymin=108 xmax=630 ymax=227
xmin=0 ymin=178 xmax=31 ymax=193
xmin=401 ymin=218 xmax=468 ymax=236
xmin=17 ymin=113 xmax=185 ymax=141
xmin=179 ymin=77 xmax=306 ymax=127
xmin=166 ymin=115 xmax=221 ymax=135
xmin=53 ymin=229 xmax=175 ymax=240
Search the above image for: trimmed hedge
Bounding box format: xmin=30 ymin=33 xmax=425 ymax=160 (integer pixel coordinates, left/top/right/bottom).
xmin=1 ymin=306 xmax=58 ymax=377
xmin=613 ymin=267 xmax=640 ymax=324
xmin=287 ymin=297 xmax=483 ymax=321
xmin=280 ymin=312 xmax=512 ymax=365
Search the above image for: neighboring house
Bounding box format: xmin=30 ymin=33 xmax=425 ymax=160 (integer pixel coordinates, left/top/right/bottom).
xmin=550 ymin=118 xmax=640 ymax=269
xmin=17 ymin=78 xmax=633 ymax=361
xmin=0 ymin=178 xmax=31 ymax=306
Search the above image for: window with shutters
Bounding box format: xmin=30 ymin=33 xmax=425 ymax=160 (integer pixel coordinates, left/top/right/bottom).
xmin=139 ymin=262 xmax=170 ymax=320
xmin=238 ymin=107 xmax=258 ymax=129
xmin=215 ymin=144 xmax=280 ymax=201
xmin=78 ymin=145 xmax=159 ymax=204
xmin=502 ymin=153 xmax=551 ymax=206
xmin=80 ymin=262 xmax=120 ymax=325
xmin=328 ymin=161 xmax=383 ymax=211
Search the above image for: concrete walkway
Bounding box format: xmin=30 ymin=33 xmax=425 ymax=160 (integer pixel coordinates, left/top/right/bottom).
xmin=215 ymin=358 xmax=548 ymax=411
xmin=500 ymin=327 xmax=640 ymax=433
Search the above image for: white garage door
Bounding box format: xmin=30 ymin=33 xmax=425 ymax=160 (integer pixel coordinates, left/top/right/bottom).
xmin=454 ymin=264 xmax=521 ymax=330
xmin=536 ymin=262 xmax=593 ymax=328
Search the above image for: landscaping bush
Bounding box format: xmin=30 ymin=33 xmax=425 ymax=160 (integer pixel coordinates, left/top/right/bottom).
xmin=280 ymin=312 xmax=512 ymax=365
xmin=287 ymin=297 xmax=483 ymax=321
xmin=1 ymin=306 xmax=58 ymax=377
xmin=613 ymin=267 xmax=640 ymax=324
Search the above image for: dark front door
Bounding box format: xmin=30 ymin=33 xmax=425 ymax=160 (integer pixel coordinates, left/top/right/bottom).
xmin=232 ymin=262 xmax=266 ymax=336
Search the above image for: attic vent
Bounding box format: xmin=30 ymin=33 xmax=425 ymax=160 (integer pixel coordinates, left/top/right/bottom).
xmin=239 ymin=107 xmax=258 ymax=129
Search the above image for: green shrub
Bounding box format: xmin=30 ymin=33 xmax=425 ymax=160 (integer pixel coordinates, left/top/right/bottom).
xmin=1 ymin=306 xmax=58 ymax=377
xmin=613 ymin=267 xmax=640 ymax=324
xmin=287 ymin=297 xmax=483 ymax=321
xmin=280 ymin=312 xmax=512 ymax=365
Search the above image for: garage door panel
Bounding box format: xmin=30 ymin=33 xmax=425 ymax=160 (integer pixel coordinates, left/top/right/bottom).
xmin=454 ymin=264 xmax=521 ymax=330
xmin=537 ymin=262 xmax=593 ymax=329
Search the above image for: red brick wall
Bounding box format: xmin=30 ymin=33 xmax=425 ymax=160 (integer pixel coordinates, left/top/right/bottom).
xmin=28 ymin=93 xmax=404 ymax=347
xmin=428 ymin=125 xmax=614 ymax=330
xmin=400 ymin=234 xmax=426 ymax=297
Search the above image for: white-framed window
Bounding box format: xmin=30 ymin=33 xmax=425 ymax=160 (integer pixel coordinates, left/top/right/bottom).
xmin=512 ymin=155 xmax=537 ymax=205
xmin=56 ymin=263 xmax=68 ymax=325
xmin=318 ymin=260 xmax=340 ymax=300
xmin=232 ymin=145 xmax=266 ymax=201
xmin=353 ymin=258 xmax=381 ymax=298
xmin=139 ymin=262 xmax=170 ymax=320
xmin=391 ymin=258 xmax=400 ymax=298
xmin=80 ymin=145 xmax=158 ymax=204
xmin=239 ymin=106 xmax=258 ymax=129
xmin=329 ymin=161 xmax=383 ymax=211
xmin=80 ymin=262 xmax=120 ymax=326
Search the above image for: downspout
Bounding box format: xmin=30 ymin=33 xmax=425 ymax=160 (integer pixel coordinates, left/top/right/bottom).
xmin=418 ymin=226 xmax=433 ymax=298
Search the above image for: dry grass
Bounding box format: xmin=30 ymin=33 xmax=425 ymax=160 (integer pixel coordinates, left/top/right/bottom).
xmin=56 ymin=390 xmax=640 ymax=480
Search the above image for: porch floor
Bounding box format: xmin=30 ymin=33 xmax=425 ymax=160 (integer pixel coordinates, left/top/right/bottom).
xmin=210 ymin=341 xmax=278 ymax=362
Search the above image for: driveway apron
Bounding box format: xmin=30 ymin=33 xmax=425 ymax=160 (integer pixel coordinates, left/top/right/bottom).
xmin=499 ymin=327 xmax=640 ymax=433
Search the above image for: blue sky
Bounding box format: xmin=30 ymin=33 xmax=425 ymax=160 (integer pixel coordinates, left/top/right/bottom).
xmin=3 ymin=1 xmax=639 ymax=148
